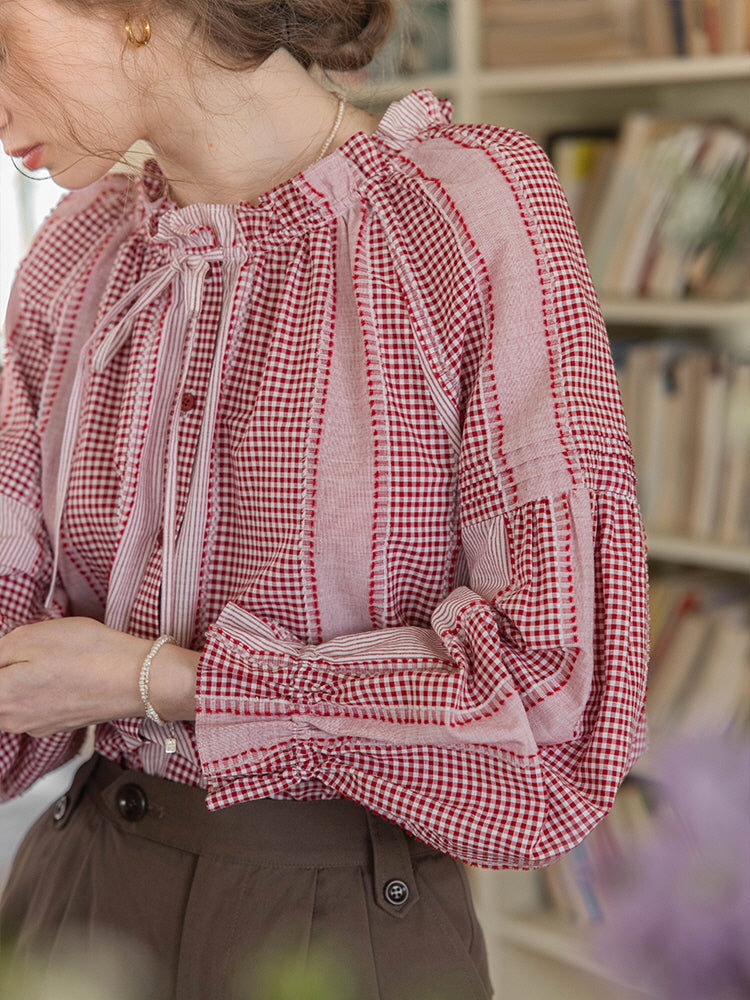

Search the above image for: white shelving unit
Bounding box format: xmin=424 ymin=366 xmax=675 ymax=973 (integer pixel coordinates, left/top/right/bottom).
xmin=477 ymin=52 xmax=750 ymax=94
xmin=646 ymin=534 xmax=750 ymax=574
xmin=599 ymin=295 xmax=750 ymax=329
xmin=350 ymin=4 xmax=750 ymax=998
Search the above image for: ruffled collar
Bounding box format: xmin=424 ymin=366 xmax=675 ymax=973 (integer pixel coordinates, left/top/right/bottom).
xmin=135 ymin=90 xmax=453 ymax=253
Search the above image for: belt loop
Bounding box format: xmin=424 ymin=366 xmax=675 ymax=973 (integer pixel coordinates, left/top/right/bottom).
xmin=365 ymin=810 xmax=420 ymax=919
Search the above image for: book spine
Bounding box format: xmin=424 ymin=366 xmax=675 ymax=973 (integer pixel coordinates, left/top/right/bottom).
xmin=668 ymin=0 xmax=689 ymax=54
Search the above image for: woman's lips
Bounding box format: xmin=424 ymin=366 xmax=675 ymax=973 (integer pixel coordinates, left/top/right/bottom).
xmin=9 ymin=144 xmax=44 ymax=171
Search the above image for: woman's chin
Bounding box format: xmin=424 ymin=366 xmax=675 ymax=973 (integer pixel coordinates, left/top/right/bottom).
xmin=46 ymin=155 xmax=119 ymax=191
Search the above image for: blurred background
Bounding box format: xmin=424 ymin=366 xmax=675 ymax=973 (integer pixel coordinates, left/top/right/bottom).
xmin=0 ymin=157 xmax=59 ymax=323
xmin=0 ymin=157 xmax=76 ymax=894
xmin=1 ymin=2 xmax=749 ymax=997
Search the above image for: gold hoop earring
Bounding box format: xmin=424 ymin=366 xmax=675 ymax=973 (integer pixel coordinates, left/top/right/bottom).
xmin=125 ymin=14 xmax=151 ymax=47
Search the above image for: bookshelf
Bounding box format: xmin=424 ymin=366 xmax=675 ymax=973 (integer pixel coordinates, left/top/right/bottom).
xmin=646 ymin=535 xmax=750 ymax=574
xmin=478 ymin=52 xmax=750 ymax=92
xmin=347 ymin=53 xmax=750 ymax=125
xmin=343 ymin=2 xmax=750 ymax=997
xmin=599 ymin=295 xmax=750 ymax=327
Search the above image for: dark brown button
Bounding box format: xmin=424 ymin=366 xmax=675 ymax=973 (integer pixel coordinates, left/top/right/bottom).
xmin=181 ymin=392 xmax=196 ymax=412
xmin=116 ymin=783 xmax=148 ymax=822
xmin=383 ymin=879 xmax=410 ymax=906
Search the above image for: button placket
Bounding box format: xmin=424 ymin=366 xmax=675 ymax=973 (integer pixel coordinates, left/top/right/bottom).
xmin=366 ymin=811 xmax=420 ymax=918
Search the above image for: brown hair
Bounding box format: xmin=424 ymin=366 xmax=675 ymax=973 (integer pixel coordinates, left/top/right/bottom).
xmin=189 ymin=0 xmax=395 ymax=71
xmin=61 ymin=0 xmax=395 ymax=71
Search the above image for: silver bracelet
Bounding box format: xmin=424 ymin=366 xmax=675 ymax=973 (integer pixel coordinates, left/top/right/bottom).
xmin=138 ymin=634 xmax=177 ymax=754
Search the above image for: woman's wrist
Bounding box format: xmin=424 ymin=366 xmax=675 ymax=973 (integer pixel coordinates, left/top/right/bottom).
xmin=145 ymin=640 xmax=200 ymax=723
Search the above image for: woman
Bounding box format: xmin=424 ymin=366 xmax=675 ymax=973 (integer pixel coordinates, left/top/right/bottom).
xmin=0 ymin=1 xmax=649 ymax=997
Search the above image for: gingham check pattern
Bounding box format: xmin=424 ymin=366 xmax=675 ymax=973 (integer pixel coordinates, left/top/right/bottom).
xmin=0 ymin=92 xmax=648 ymax=869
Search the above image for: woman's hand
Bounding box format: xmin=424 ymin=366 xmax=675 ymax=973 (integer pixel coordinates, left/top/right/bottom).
xmin=0 ymin=618 xmax=199 ymax=737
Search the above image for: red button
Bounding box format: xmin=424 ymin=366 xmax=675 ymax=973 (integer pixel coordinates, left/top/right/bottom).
xmin=181 ymin=392 xmax=196 ymax=412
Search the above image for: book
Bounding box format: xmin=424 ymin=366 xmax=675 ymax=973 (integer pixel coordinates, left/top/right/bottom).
xmin=624 ymin=340 xmax=688 ymax=524
xmin=687 ymin=351 xmax=730 ymax=539
xmin=616 ymin=339 xmax=660 ymax=498
xmin=585 ymin=112 xmax=662 ymax=294
xmin=718 ymin=0 xmax=750 ymax=52
xmin=611 ymin=122 xmax=705 ymax=299
xmin=541 ymin=846 xmax=602 ymax=923
xmin=647 ymin=571 xmax=750 ymax=736
xmin=703 ymin=0 xmax=724 ymax=51
xmin=715 ymin=362 xmax=750 ymax=544
xmin=683 ymin=0 xmax=713 ymax=53
xmin=647 ymin=606 xmax=714 ymax=731
xmin=647 ymin=348 xmax=707 ymax=535
xmin=547 ymin=130 xmax=618 ymax=247
xmin=581 ymin=110 xmax=750 ymax=301
xmin=495 ymin=0 xmax=750 ymax=63
xmin=668 ymin=0 xmax=689 ymax=53
xmin=642 ymin=0 xmax=750 ymax=56
xmin=480 ymin=0 xmax=645 ymax=67
xmin=644 ymin=0 xmax=680 ymax=55
xmin=647 ymin=575 xmax=700 ymax=658
xmin=535 ymin=563 xmax=748 ymax=925
xmin=676 ymin=605 xmax=750 ymax=735
xmin=616 ymin=341 xmax=749 ymax=545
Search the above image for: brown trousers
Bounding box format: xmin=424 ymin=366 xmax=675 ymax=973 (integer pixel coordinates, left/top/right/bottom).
xmin=0 ymin=755 xmax=493 ymax=999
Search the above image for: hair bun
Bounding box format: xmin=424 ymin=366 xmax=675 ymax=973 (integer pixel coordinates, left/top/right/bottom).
xmin=284 ymin=1 xmax=395 ymax=71
xmin=184 ymin=1 xmax=395 ymax=73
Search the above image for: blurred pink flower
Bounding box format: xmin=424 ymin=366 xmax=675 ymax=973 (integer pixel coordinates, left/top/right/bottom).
xmin=596 ymin=736 xmax=750 ymax=1000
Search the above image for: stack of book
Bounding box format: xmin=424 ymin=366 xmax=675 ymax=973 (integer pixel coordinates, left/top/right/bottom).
xmin=550 ymin=112 xmax=750 ymax=301
xmin=613 ymin=339 xmax=750 ymax=545
xmin=644 ymin=0 xmax=750 ymax=56
xmin=481 ymin=0 xmax=750 ymax=68
xmin=646 ymin=573 xmax=750 ymax=736
xmin=481 ymin=0 xmax=645 ymax=67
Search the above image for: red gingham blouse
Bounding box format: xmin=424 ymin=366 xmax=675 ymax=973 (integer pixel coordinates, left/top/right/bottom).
xmin=0 ymin=92 xmax=648 ymax=869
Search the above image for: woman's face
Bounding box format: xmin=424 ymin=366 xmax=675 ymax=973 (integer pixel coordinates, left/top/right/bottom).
xmin=0 ymin=0 xmax=146 ymax=188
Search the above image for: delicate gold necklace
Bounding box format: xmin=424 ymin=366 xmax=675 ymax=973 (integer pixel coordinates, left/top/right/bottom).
xmin=314 ymin=96 xmax=346 ymax=164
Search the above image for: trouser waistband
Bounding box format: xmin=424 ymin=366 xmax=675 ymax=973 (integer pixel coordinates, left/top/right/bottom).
xmin=56 ymin=753 xmax=433 ymax=918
